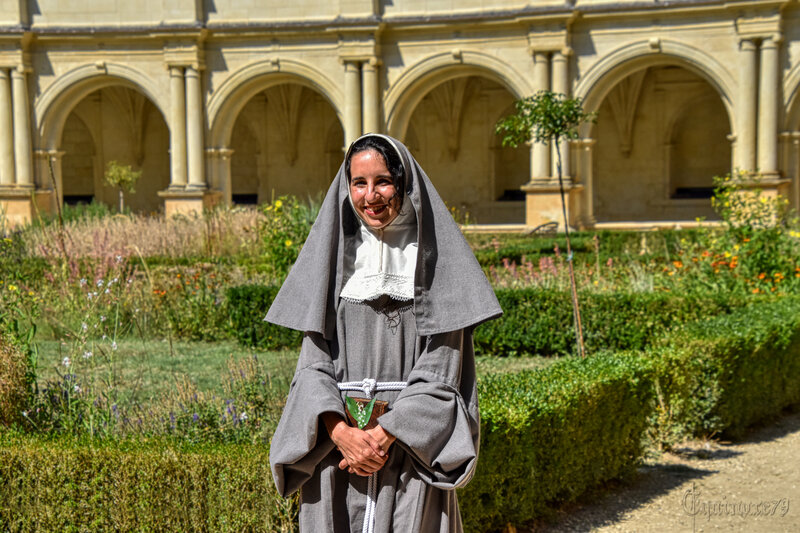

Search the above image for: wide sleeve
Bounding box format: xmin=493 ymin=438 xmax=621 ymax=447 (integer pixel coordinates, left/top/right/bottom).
xmin=269 ymin=332 xmax=346 ymax=497
xmin=377 ymin=328 xmax=480 ymax=489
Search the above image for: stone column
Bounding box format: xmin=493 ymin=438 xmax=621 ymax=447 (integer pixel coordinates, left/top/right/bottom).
xmin=758 ymin=37 xmax=780 ymax=177
xmin=0 ymin=69 xmax=15 ymax=186
xmin=551 ymin=49 xmax=570 ymax=179
xmin=344 ymin=61 xmax=362 ymax=145
xmin=532 ymin=51 xmax=550 ymax=180
xmin=580 ymin=138 xmax=596 ymax=226
xmin=169 ymin=66 xmax=187 ymax=188
xmin=185 ymin=66 xmax=206 ymax=189
xmin=737 ymin=38 xmax=758 ymax=173
xmin=362 ymin=60 xmax=380 ymax=134
xmin=11 ymin=67 xmax=32 ymax=188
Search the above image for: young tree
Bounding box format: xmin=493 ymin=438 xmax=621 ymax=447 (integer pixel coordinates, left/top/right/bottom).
xmin=104 ymin=160 xmax=142 ymax=213
xmin=495 ymin=90 xmax=596 ymax=358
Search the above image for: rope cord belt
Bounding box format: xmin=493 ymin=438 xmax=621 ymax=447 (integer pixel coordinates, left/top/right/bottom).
xmin=337 ymin=378 xmax=407 ymax=533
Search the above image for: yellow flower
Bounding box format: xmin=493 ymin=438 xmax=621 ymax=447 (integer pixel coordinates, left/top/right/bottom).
xmin=284 ymin=239 xmax=293 ymax=247
xmin=8 ymin=284 xmax=17 ymax=292
xmin=724 ymin=251 xmax=731 ymax=258
xmin=274 ymin=200 xmax=283 ymax=209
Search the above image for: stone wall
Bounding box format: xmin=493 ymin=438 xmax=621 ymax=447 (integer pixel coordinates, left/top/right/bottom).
xmin=0 ymin=0 xmax=798 ymax=227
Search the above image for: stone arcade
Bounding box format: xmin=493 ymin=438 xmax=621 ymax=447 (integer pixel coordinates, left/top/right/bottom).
xmin=1 ymin=0 xmax=800 ymax=228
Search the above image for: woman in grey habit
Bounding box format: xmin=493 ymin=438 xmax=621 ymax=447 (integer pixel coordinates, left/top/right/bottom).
xmin=266 ymin=134 xmax=501 ymax=532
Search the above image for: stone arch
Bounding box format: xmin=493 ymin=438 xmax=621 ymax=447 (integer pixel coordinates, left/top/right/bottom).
xmin=36 ymin=63 xmax=168 ymax=151
xmin=575 ymin=39 xmax=736 ymax=138
xmin=784 ymin=60 xmax=800 ymax=130
xmin=385 ymin=50 xmax=532 ymax=139
xmin=207 ymin=58 xmax=344 ymax=149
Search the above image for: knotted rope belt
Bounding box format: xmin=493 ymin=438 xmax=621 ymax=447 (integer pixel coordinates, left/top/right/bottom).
xmin=337 ymin=378 xmax=407 ymax=533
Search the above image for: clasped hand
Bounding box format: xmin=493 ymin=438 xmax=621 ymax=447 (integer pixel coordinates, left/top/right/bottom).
xmin=325 ymin=415 xmax=396 ymax=477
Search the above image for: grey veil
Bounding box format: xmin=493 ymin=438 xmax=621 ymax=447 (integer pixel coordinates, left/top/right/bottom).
xmin=264 ymin=134 xmax=502 ymax=338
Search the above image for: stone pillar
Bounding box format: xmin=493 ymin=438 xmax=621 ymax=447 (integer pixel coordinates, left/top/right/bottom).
xmin=532 ymin=51 xmax=550 ymax=180
xmin=169 ymin=66 xmax=187 ymax=188
xmin=758 ymin=37 xmax=780 ymax=177
xmin=362 ymin=60 xmax=380 ymax=134
xmin=185 ymin=66 xmax=206 ymax=189
xmin=344 ymin=61 xmax=362 ymax=145
xmin=0 ymin=69 xmax=14 ymax=186
xmin=737 ymin=38 xmax=758 ymax=173
xmin=551 ymin=49 xmax=571 ymax=179
xmin=11 ymin=67 xmax=32 ymax=188
xmin=579 ymin=138 xmax=596 ymax=227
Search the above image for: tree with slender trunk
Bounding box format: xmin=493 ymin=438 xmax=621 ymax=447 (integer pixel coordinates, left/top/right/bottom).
xmin=495 ymin=90 xmax=596 ymax=358
xmin=104 ymin=160 xmax=142 ymax=214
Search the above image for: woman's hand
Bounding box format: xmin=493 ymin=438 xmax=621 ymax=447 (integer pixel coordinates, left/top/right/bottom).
xmin=323 ymin=413 xmax=387 ymax=476
xmin=366 ymin=425 xmax=396 ymax=453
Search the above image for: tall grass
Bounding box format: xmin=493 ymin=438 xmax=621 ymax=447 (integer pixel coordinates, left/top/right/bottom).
xmin=23 ymin=207 xmax=262 ymax=260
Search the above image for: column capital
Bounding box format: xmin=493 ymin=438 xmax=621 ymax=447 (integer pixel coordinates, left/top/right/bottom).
xmin=738 ymin=37 xmax=758 ymax=50
xmin=531 ymin=50 xmax=550 ymax=61
xmin=761 ymin=34 xmax=782 ymax=49
xmin=553 ymin=47 xmax=572 ymax=60
xmin=342 ymin=59 xmax=362 ymax=71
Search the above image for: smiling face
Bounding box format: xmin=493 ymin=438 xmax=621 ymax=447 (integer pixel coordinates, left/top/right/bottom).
xmin=348 ymin=149 xmax=402 ymax=229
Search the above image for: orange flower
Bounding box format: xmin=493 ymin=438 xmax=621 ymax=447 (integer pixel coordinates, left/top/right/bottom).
xmin=758 ymin=273 xmax=766 ymax=280
xmin=752 ymin=288 xmax=760 ymax=294
xmin=673 ymin=261 xmax=683 ymax=269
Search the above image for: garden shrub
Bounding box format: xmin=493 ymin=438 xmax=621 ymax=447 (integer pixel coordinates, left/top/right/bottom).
xmin=0 ymin=336 xmax=28 ymax=427
xmin=0 ymin=434 xmax=297 ymax=532
xmin=459 ymin=351 xmax=654 ymax=532
xmin=652 ymin=296 xmax=800 ymax=441
xmin=259 ymin=195 xmax=319 ymax=282
xmin=474 ymin=289 xmax=739 ymax=357
xmin=227 ymin=284 xmax=302 ymax=349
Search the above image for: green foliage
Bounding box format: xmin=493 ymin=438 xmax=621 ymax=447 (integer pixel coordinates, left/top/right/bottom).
xmin=495 ymin=90 xmax=596 ymax=149
xmin=104 ymin=161 xmax=141 ymax=194
xmin=226 ymin=284 xmax=303 ymax=349
xmin=0 ymin=434 xmax=297 ymax=532
xmin=104 ymin=161 xmax=142 ymax=213
xmin=474 ymin=289 xmax=739 ymax=357
xmin=0 ymin=335 xmax=28 ymax=427
xmin=460 ymin=352 xmax=654 ymax=532
xmin=651 ymin=296 xmax=800 ymax=442
xmin=30 ymin=201 xmax=116 ymax=228
xmin=259 ymin=195 xmax=319 ymax=282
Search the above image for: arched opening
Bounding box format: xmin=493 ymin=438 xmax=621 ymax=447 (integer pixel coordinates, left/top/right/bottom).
xmin=59 ymin=86 xmax=169 ymax=213
xmin=593 ymin=66 xmax=730 ymax=222
xmin=404 ymin=75 xmax=528 ymax=224
xmin=229 ymin=83 xmax=343 ymax=205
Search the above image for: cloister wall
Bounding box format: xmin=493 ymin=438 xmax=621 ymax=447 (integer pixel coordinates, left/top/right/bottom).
xmin=0 ymin=0 xmax=798 ymax=227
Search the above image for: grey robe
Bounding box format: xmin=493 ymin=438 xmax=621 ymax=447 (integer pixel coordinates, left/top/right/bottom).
xmin=267 ymin=134 xmax=501 ymax=532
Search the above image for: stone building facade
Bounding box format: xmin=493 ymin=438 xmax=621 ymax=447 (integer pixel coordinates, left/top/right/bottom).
xmin=1 ymin=0 xmax=799 ymax=228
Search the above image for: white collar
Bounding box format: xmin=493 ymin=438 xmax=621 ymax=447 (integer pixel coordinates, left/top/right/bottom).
xmin=340 ymin=204 xmax=417 ymax=303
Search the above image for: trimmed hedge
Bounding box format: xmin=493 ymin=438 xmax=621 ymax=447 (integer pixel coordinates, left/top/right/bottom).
xmin=226 ymin=284 xmax=302 ymax=349
xmin=652 ymin=296 xmax=800 ymax=440
xmin=459 ymin=352 xmax=654 ymax=532
xmin=4 ymin=296 xmax=800 ymax=531
xmin=474 ymin=289 xmax=739 ymax=357
xmin=227 ymin=284 xmax=742 ymax=356
xmin=0 ymin=435 xmax=297 ymax=532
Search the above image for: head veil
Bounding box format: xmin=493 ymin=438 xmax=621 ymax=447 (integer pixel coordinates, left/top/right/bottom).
xmin=264 ymin=133 xmax=502 ymax=339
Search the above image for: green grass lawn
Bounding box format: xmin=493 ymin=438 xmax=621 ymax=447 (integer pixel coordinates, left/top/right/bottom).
xmin=36 ymin=338 xmax=555 ymax=401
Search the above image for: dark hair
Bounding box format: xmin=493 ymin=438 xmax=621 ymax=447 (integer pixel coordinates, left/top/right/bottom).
xmin=345 ymin=136 xmax=406 ymax=196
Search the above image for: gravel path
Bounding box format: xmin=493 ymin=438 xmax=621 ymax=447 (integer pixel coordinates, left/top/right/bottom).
xmin=528 ymin=409 xmax=800 ymax=533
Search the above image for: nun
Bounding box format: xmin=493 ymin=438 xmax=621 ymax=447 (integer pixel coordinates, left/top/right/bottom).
xmin=267 ymin=134 xmax=502 ymax=532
